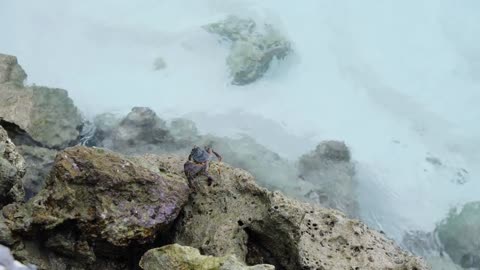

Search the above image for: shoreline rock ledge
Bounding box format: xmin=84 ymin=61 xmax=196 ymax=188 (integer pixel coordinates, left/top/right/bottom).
xmin=0 ymin=145 xmax=430 ymax=269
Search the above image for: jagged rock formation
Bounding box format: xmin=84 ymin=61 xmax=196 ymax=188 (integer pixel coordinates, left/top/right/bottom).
xmin=0 ymin=146 xmax=429 ymax=269
xmin=436 ymin=201 xmax=480 ymax=269
xmin=0 ymin=54 xmax=83 ymax=149
xmin=205 ymin=16 xmax=292 ymax=85
xmin=2 ymin=146 xmax=190 ymax=269
xmin=139 ymin=244 xmax=273 ymax=270
xmin=0 ymin=54 xmax=27 ymax=85
xmin=298 ymin=141 xmax=358 ymax=217
xmin=137 ymin=155 xmax=428 ymax=270
xmin=0 ymin=53 xmax=84 ymax=199
xmin=0 ymin=126 xmax=25 ymax=207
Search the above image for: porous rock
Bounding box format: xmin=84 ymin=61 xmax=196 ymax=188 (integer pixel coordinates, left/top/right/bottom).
xmin=139 ymin=244 xmax=274 ymax=270
xmin=146 ymin=155 xmax=429 ymax=270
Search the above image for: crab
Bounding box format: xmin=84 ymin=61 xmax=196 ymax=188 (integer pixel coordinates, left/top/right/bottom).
xmin=184 ymin=146 xmax=222 ymax=187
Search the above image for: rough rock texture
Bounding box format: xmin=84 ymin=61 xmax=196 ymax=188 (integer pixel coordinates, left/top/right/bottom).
xmin=0 ymin=126 xmax=25 ymax=207
xmin=0 ymin=244 xmax=36 ymax=270
xmin=140 ymin=155 xmax=429 ymax=270
xmin=9 ymin=146 xmax=190 ymax=246
xmin=205 ymin=16 xmax=291 ymax=85
xmin=1 ymin=147 xmax=190 ymax=269
xmin=0 ymin=54 xmax=83 ymax=149
xmin=298 ymin=141 xmax=358 ymax=217
xmin=0 ymin=54 xmax=27 ymax=85
xmin=436 ymin=201 xmax=480 ymax=269
xmin=140 ymin=244 xmax=274 ymax=270
xmin=16 ymin=145 xmax=57 ymax=199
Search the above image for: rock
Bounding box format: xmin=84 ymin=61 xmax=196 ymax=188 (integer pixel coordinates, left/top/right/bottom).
xmin=205 ymin=16 xmax=291 ymax=85
xmin=0 ymin=126 xmax=25 ymax=207
xmin=16 ymin=145 xmax=57 ymax=199
xmin=0 ymin=54 xmax=27 ymax=85
xmin=437 ymin=201 xmax=480 ymax=269
xmin=0 ymin=244 xmax=36 ymax=270
xmin=139 ymin=244 xmax=274 ymax=270
xmin=0 ymin=84 xmax=83 ymax=149
xmin=298 ymin=141 xmax=358 ymax=217
xmin=92 ymin=107 xmax=174 ymax=154
xmin=10 ymin=146 xmax=190 ymax=247
xmin=141 ymin=156 xmax=429 ymax=270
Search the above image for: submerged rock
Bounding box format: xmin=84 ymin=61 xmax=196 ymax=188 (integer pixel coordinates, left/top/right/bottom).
xmin=145 ymin=156 xmax=429 ymax=270
xmin=0 ymin=54 xmax=27 ymax=85
xmin=140 ymin=244 xmax=274 ymax=270
xmin=205 ymin=16 xmax=291 ymax=85
xmin=436 ymin=201 xmax=480 ymax=269
xmin=0 ymin=126 xmax=25 ymax=207
xmin=298 ymin=141 xmax=358 ymax=217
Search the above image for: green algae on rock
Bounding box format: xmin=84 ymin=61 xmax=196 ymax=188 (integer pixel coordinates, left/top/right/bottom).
xmin=140 ymin=244 xmax=274 ymax=270
xmin=205 ymin=16 xmax=291 ymax=85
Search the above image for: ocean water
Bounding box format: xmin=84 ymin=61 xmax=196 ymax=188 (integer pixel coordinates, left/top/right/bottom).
xmin=1 ymin=0 xmax=480 ymax=266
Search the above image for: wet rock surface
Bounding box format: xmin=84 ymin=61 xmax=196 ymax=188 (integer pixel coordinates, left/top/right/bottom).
xmin=148 ymin=156 xmax=429 ymax=270
xmin=0 ymin=126 xmax=25 ymax=207
xmin=140 ymin=244 xmax=274 ymax=270
xmin=437 ymin=201 xmax=480 ymax=269
xmin=298 ymin=141 xmax=358 ymax=217
xmin=205 ymin=16 xmax=292 ymax=85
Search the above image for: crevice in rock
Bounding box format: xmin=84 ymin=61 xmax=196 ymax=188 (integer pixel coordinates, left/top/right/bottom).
xmin=244 ymin=227 xmax=287 ymax=270
xmin=0 ymin=120 xmax=43 ymax=148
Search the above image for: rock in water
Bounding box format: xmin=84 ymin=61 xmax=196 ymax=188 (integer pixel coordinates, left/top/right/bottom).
xmin=0 ymin=54 xmax=27 ymax=85
xmin=139 ymin=244 xmax=274 ymax=270
xmin=7 ymin=146 xmax=190 ymax=247
xmin=298 ymin=141 xmax=358 ymax=217
xmin=205 ymin=16 xmax=291 ymax=85
xmin=0 ymin=126 xmax=25 ymax=207
xmin=0 ymin=54 xmax=83 ymax=149
xmin=436 ymin=201 xmax=480 ymax=269
xmin=145 ymin=156 xmax=429 ymax=270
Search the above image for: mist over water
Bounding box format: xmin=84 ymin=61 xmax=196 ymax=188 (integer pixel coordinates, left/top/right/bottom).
xmin=1 ymin=0 xmax=480 ymax=248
